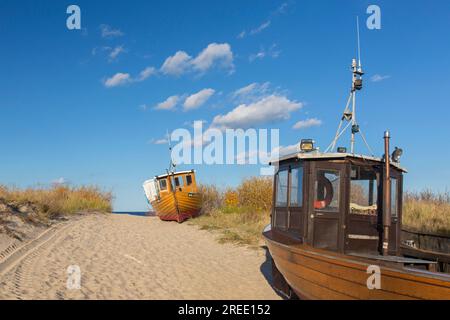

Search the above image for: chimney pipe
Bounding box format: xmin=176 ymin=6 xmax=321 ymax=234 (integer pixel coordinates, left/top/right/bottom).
xmin=382 ymin=131 xmax=391 ymax=256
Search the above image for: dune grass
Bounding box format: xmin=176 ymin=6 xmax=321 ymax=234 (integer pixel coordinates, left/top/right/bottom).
xmin=403 ymin=190 xmax=450 ymax=235
xmin=191 ymin=177 xmax=272 ymax=247
xmin=193 ymin=177 xmax=450 ymax=246
xmin=0 ymin=185 xmax=113 ymax=223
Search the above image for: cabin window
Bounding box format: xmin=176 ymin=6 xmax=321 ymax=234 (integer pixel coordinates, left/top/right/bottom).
xmin=275 ymin=169 xmax=288 ymax=207
xmin=175 ymin=176 xmax=184 ymax=188
xmin=315 ymin=170 xmax=340 ymax=212
xmin=159 ymin=179 xmax=168 ymax=191
xmin=350 ymin=166 xmax=378 ymax=215
xmin=391 ymin=177 xmax=398 ymax=217
xmin=186 ymin=175 xmax=193 ymax=186
xmin=289 ymin=166 xmax=303 ymax=207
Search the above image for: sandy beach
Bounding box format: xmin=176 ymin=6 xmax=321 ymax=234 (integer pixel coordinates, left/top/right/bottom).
xmin=0 ymin=214 xmax=280 ymax=300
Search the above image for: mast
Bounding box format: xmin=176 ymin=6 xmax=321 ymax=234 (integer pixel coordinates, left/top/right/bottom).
xmin=326 ymin=17 xmax=373 ymax=155
xmin=166 ymin=130 xmax=181 ymax=218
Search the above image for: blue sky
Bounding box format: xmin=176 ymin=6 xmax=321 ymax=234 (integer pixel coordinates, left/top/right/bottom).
xmin=1 ymin=0 xmax=450 ymax=211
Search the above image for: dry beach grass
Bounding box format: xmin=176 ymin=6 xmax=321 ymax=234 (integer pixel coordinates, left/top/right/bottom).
xmin=403 ymin=190 xmax=450 ymax=235
xmin=0 ymin=185 xmax=112 ymax=246
xmin=191 ymin=177 xmax=272 ymax=247
xmin=0 ymin=185 xmax=112 ymax=221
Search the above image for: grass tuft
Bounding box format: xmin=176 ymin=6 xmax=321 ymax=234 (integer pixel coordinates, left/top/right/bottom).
xmin=191 ymin=177 xmax=272 ymax=247
xmin=0 ymin=185 xmax=113 ymax=223
xmin=403 ymin=190 xmax=450 ymax=235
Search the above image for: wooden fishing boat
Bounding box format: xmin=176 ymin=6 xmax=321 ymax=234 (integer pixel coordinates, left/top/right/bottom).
xmin=263 ymin=42 xmax=450 ymax=299
xmin=143 ymin=170 xmax=201 ymax=223
xmin=263 ymin=151 xmax=450 ymax=299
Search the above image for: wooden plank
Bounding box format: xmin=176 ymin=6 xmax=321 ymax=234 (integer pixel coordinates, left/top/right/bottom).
xmin=275 ymin=256 xmax=412 ymax=300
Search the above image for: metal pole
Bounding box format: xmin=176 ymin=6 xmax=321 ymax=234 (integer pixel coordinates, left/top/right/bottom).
xmin=330 ymin=92 xmax=353 ymax=152
xmin=325 ymin=121 xmax=352 ymax=153
xmin=350 ymin=91 xmax=356 ymax=153
xmin=382 ymin=130 xmax=391 ymax=256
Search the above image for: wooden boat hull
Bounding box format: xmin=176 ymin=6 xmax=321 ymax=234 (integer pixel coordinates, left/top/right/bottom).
xmin=263 ymin=230 xmax=450 ymax=300
xmin=151 ymin=191 xmax=201 ymax=223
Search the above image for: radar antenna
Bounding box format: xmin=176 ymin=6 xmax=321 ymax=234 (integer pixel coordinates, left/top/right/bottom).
xmin=326 ymin=17 xmax=374 ymax=155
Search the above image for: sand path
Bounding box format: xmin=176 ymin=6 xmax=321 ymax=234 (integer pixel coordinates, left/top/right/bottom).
xmin=0 ymin=214 xmax=280 ymax=300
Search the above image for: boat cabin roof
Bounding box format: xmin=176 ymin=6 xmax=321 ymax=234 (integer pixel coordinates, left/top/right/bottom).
xmin=155 ymin=170 xmax=195 ymax=180
xmin=270 ymin=151 xmax=407 ymax=172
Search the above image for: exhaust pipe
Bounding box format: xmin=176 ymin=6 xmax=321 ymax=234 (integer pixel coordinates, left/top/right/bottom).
xmin=382 ymin=131 xmax=391 ymax=256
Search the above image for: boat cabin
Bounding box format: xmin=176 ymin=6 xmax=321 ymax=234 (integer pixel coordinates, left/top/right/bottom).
xmin=270 ymin=150 xmax=406 ymax=257
xmin=143 ymin=170 xmax=198 ymax=203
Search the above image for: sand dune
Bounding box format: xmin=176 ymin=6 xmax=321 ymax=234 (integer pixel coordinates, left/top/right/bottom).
xmin=0 ymin=214 xmax=280 ymax=300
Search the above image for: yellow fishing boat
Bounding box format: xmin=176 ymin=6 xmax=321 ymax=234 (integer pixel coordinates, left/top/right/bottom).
xmin=143 ymin=170 xmax=201 ymax=223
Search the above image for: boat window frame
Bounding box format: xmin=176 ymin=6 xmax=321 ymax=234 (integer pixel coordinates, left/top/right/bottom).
xmin=314 ymin=168 xmax=341 ymax=213
xmin=289 ymin=164 xmax=304 ymax=208
xmin=389 ymin=169 xmax=403 ymax=221
xmin=185 ymin=174 xmax=193 ymax=186
xmin=175 ymin=176 xmax=184 ymax=188
xmin=159 ymin=178 xmax=168 ymax=191
xmin=275 ymin=167 xmax=289 ymax=208
xmin=273 ymin=162 xmax=306 ymax=235
xmin=349 ymin=165 xmax=379 ymax=216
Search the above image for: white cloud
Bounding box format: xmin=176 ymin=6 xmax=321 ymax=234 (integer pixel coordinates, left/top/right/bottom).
xmin=250 ymin=20 xmax=271 ymax=35
xmin=160 ymin=43 xmax=234 ymax=76
xmin=238 ymin=21 xmax=271 ymax=39
xmin=278 ymin=144 xmax=299 ymax=156
xmin=292 ymin=118 xmax=322 ymax=130
xmin=137 ymin=66 xmax=156 ymax=81
xmin=232 ymin=82 xmax=271 ymax=103
xmin=92 ymin=45 xmax=127 ymax=62
xmin=152 ymin=138 xmax=169 ymax=145
xmin=191 ymin=43 xmax=234 ymax=73
xmin=233 ymin=83 xmax=259 ymax=97
xmin=237 ymin=31 xmax=246 ymax=39
xmin=108 ymin=45 xmax=126 ymax=61
xmin=100 ymin=24 xmax=124 ymax=38
xmin=104 ymin=72 xmax=132 ymax=88
xmin=160 ymin=51 xmax=192 ymax=76
xmin=236 ymin=142 xmax=299 ymax=164
xmin=274 ymin=2 xmax=289 ymax=15
xmin=212 ymin=95 xmax=302 ymax=129
xmin=371 ymin=74 xmax=391 ymax=82
xmin=183 ymin=88 xmax=215 ymax=111
xmin=155 ymin=95 xmax=179 ymax=111
xmin=91 ymin=46 xmax=111 ymax=56
xmin=103 ymin=66 xmax=155 ymax=88
xmin=249 ymin=51 xmax=266 ymax=61
xmin=52 ymin=177 xmax=67 ymax=185
xmin=237 ymin=3 xmax=290 ymax=39
xmin=249 ymin=44 xmax=280 ymax=62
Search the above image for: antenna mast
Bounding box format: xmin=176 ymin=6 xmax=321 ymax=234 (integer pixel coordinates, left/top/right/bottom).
xmin=166 ymin=130 xmax=176 ymax=173
xmin=326 ymin=17 xmax=373 ymax=155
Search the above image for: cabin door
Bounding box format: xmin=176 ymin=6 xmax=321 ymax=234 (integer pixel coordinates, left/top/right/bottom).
xmin=307 ymin=162 xmax=345 ymax=252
